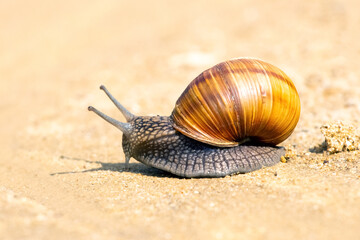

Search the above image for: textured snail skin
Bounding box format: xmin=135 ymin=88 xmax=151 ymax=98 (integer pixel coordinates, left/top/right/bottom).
xmin=122 ymin=115 xmax=284 ymax=178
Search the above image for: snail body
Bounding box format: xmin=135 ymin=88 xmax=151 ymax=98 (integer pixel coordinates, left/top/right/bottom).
xmin=88 ymin=58 xmax=300 ymax=178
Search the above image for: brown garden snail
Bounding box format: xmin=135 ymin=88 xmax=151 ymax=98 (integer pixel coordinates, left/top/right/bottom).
xmin=88 ymin=58 xmax=300 ymax=177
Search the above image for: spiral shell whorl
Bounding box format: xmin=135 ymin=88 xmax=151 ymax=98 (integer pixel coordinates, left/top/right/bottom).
xmin=170 ymin=58 xmax=300 ymax=147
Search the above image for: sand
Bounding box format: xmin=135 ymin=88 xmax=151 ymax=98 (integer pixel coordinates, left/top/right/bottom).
xmin=1 ymin=0 xmax=359 ymax=239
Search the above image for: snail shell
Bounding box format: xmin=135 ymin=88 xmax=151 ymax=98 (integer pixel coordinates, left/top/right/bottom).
xmin=170 ymin=58 xmax=300 ymax=147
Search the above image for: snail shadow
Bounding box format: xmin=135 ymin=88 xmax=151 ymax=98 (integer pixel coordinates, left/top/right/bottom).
xmin=50 ymin=155 xmax=176 ymax=178
xmin=308 ymin=141 xmax=327 ymax=154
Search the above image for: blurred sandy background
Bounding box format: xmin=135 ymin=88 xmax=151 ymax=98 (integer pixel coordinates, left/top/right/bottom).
xmin=1 ymin=0 xmax=360 ymax=239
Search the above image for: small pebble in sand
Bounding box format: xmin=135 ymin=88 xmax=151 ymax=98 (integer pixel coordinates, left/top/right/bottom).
xmin=284 ymin=144 xmax=298 ymax=160
xmin=320 ymin=121 xmax=360 ymax=154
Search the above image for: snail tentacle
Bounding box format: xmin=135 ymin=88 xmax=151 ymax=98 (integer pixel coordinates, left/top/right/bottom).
xmin=100 ymin=85 xmax=135 ymax=122
xmin=88 ymin=106 xmax=132 ymax=136
xmin=124 ymin=156 xmax=130 ymax=170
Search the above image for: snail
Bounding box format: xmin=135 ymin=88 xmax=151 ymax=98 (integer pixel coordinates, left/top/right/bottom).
xmin=88 ymin=58 xmax=300 ymax=178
